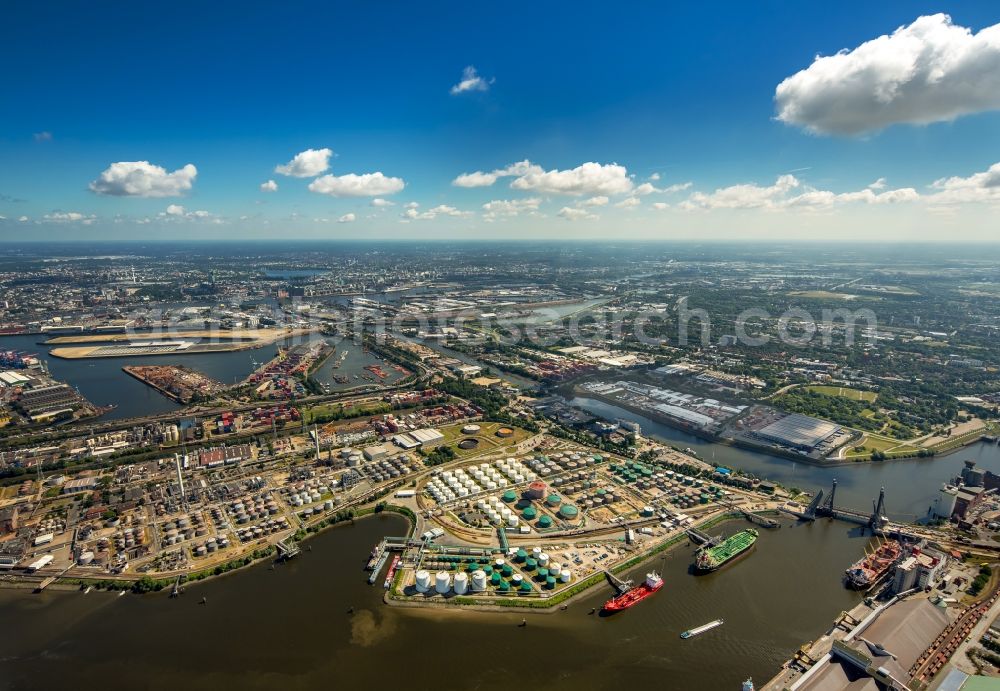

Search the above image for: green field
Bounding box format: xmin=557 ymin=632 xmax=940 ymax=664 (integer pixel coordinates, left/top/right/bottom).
xmin=806 ymin=385 xmax=877 ymax=403
xmin=844 ymin=432 xmax=920 ymax=459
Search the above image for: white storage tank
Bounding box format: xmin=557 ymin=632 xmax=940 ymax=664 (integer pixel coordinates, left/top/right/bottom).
xmin=415 ymin=569 xmax=432 ymax=593
xmin=435 ymin=571 xmax=451 ymax=594
xmin=538 ymin=553 xmax=549 ymax=567
xmin=560 ymin=569 xmax=571 ymax=583
xmin=471 ymin=569 xmax=488 ymax=592
xmin=507 ymin=515 xmax=519 ymax=528
xmin=453 ymin=571 xmax=469 ymax=595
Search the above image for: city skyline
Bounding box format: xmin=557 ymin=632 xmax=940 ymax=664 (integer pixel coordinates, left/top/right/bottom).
xmin=2 ymin=2 xmax=1000 ymax=241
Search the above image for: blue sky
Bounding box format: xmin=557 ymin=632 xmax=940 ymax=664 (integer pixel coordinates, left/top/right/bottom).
xmin=2 ymin=1 xmax=1000 ymax=241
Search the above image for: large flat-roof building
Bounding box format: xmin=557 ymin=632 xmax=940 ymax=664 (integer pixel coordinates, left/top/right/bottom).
xmin=755 ymin=413 xmax=842 ymax=452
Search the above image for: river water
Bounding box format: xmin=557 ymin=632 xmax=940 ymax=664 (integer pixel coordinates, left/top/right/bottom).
xmin=0 ymin=513 xmax=866 ymax=691
xmin=0 ymin=333 xmax=280 ymax=421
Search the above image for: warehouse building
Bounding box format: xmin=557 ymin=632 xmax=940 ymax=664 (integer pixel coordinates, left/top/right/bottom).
xmin=753 ymin=413 xmax=842 ymax=452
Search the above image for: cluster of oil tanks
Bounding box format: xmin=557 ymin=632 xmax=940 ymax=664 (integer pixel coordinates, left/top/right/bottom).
xmin=283 ymin=478 xmax=334 ymax=506
xmin=473 ymin=495 xmax=521 ymax=528
xmin=160 ymin=514 xmax=200 ymax=546
xmin=228 ymin=493 xmax=281 ymax=524
xmin=364 ymin=454 xmax=414 ymax=483
xmin=340 ymin=448 xmax=364 ymax=466
xmin=114 ymin=525 xmax=145 ymax=551
xmin=235 ymin=516 xmax=289 ymax=543
xmin=299 ymin=499 xmax=335 ymax=520
xmin=162 ymin=424 xmax=180 ymax=443
xmin=496 ymin=457 xmax=537 ymax=484
xmin=192 ymin=534 xmax=231 ymax=557
xmin=573 ymin=487 xmax=619 ymax=510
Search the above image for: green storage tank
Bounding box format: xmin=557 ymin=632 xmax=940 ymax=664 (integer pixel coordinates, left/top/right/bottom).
xmin=491 ymin=571 xmax=502 ymax=585
xmin=520 ymin=580 xmax=533 ymax=592
xmin=545 ymin=576 xmax=556 ymax=589
xmin=498 ymin=580 xmax=510 ymax=592
xmin=546 ymin=493 xmax=561 ymax=507
xmin=515 ymin=548 xmax=528 ymax=562
xmin=483 ymin=565 xmax=493 ymax=575
xmin=537 ymin=515 xmax=553 ymax=529
xmin=537 ymin=567 xmax=549 ymax=580
xmin=522 ymin=506 xmax=538 ymax=520
xmin=559 ymin=504 xmax=579 ymax=519
xmin=501 ymin=564 xmax=514 ymax=577
xmin=525 ymin=558 xmax=537 ymax=571
xmin=502 ymin=490 xmax=518 ymax=503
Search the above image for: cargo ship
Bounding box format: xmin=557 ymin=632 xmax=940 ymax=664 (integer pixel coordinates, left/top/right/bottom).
xmin=602 ymin=572 xmax=663 ymax=612
xmin=383 ymin=555 xmax=400 ymax=589
xmin=844 ymin=537 xmax=901 ymax=589
xmin=680 ymin=618 xmax=724 ymax=638
xmin=695 ymin=529 xmax=758 ymax=573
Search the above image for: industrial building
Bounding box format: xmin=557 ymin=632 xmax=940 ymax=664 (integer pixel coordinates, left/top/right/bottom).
xmin=392 ymin=428 xmax=444 ymax=450
xmin=753 ymin=413 xmax=842 ymax=452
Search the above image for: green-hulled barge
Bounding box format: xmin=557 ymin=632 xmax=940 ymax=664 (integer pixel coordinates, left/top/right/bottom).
xmin=695 ymin=529 xmax=758 ymax=573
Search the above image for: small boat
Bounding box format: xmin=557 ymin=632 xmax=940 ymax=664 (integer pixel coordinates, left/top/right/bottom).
xmin=383 ymin=556 xmax=400 ymax=589
xmin=742 ymin=678 xmax=755 ymax=691
xmin=680 ymin=618 xmax=724 ymax=639
xmin=118 ymin=590 xmax=126 ymax=597
xmin=83 ymin=586 xmax=92 ymax=594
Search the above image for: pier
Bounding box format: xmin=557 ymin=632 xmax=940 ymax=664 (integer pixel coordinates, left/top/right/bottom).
xmin=686 ymin=527 xmax=721 ymax=547
xmin=276 ymin=539 xmax=300 ymax=560
xmin=34 ymin=565 xmax=73 ymax=592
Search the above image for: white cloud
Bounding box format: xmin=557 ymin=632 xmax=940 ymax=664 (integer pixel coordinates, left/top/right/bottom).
xmin=452 ymin=160 xmax=542 ymax=188
xmin=481 ymin=198 xmax=542 ymax=221
xmin=450 ymin=65 xmax=493 ymax=95
xmin=648 ymin=173 xmax=661 ymax=181
xmin=681 ymin=174 xmax=920 ymax=211
xmin=370 ymin=198 xmax=395 ymax=207
xmin=868 ymin=177 xmax=887 ymax=190
xmin=682 ymin=175 xmax=801 ymax=210
xmin=308 ymin=172 xmax=405 ymax=197
xmin=615 ymin=197 xmax=641 ymax=209
xmin=652 ymin=202 xmax=670 ymax=210
xmin=403 ymin=204 xmax=472 ymax=220
xmin=42 ymin=211 xmax=96 ymax=224
xmin=927 ymin=161 xmax=1000 ymax=204
xmin=557 ymin=206 xmax=597 ymax=221
xmin=578 ymin=196 xmax=609 ymax=207
xmin=275 ymin=148 xmax=333 ymax=177
xmin=89 ymin=161 xmax=197 ymax=197
xmin=158 ymin=205 xmax=219 ymax=222
xmin=18 ymin=216 xmax=28 ymax=222
xmin=663 ymin=181 xmax=693 ymax=193
xmin=775 ymin=14 xmax=1000 ymax=135
xmin=260 ymin=179 xmax=278 ymax=192
xmin=33 ymin=131 xmax=52 ymax=142
xmin=634 ymin=182 xmax=657 ymax=196
xmin=453 ymin=171 xmax=500 ymax=188
xmin=511 ymin=162 xmax=633 ymax=196
xmin=338 ymin=213 xmax=356 ymax=223
xmin=403 ymin=201 xmax=420 ymax=209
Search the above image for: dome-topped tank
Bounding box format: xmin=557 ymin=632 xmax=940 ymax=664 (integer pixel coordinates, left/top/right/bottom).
xmin=415 ymin=569 xmax=432 ymax=593
xmin=453 ymin=571 xmax=469 ymax=595
xmin=435 ymin=571 xmax=451 ymax=594
xmin=471 ymin=570 xmax=488 ymax=592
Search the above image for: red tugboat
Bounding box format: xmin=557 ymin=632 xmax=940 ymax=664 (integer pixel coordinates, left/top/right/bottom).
xmin=602 ymin=572 xmax=663 ymax=612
